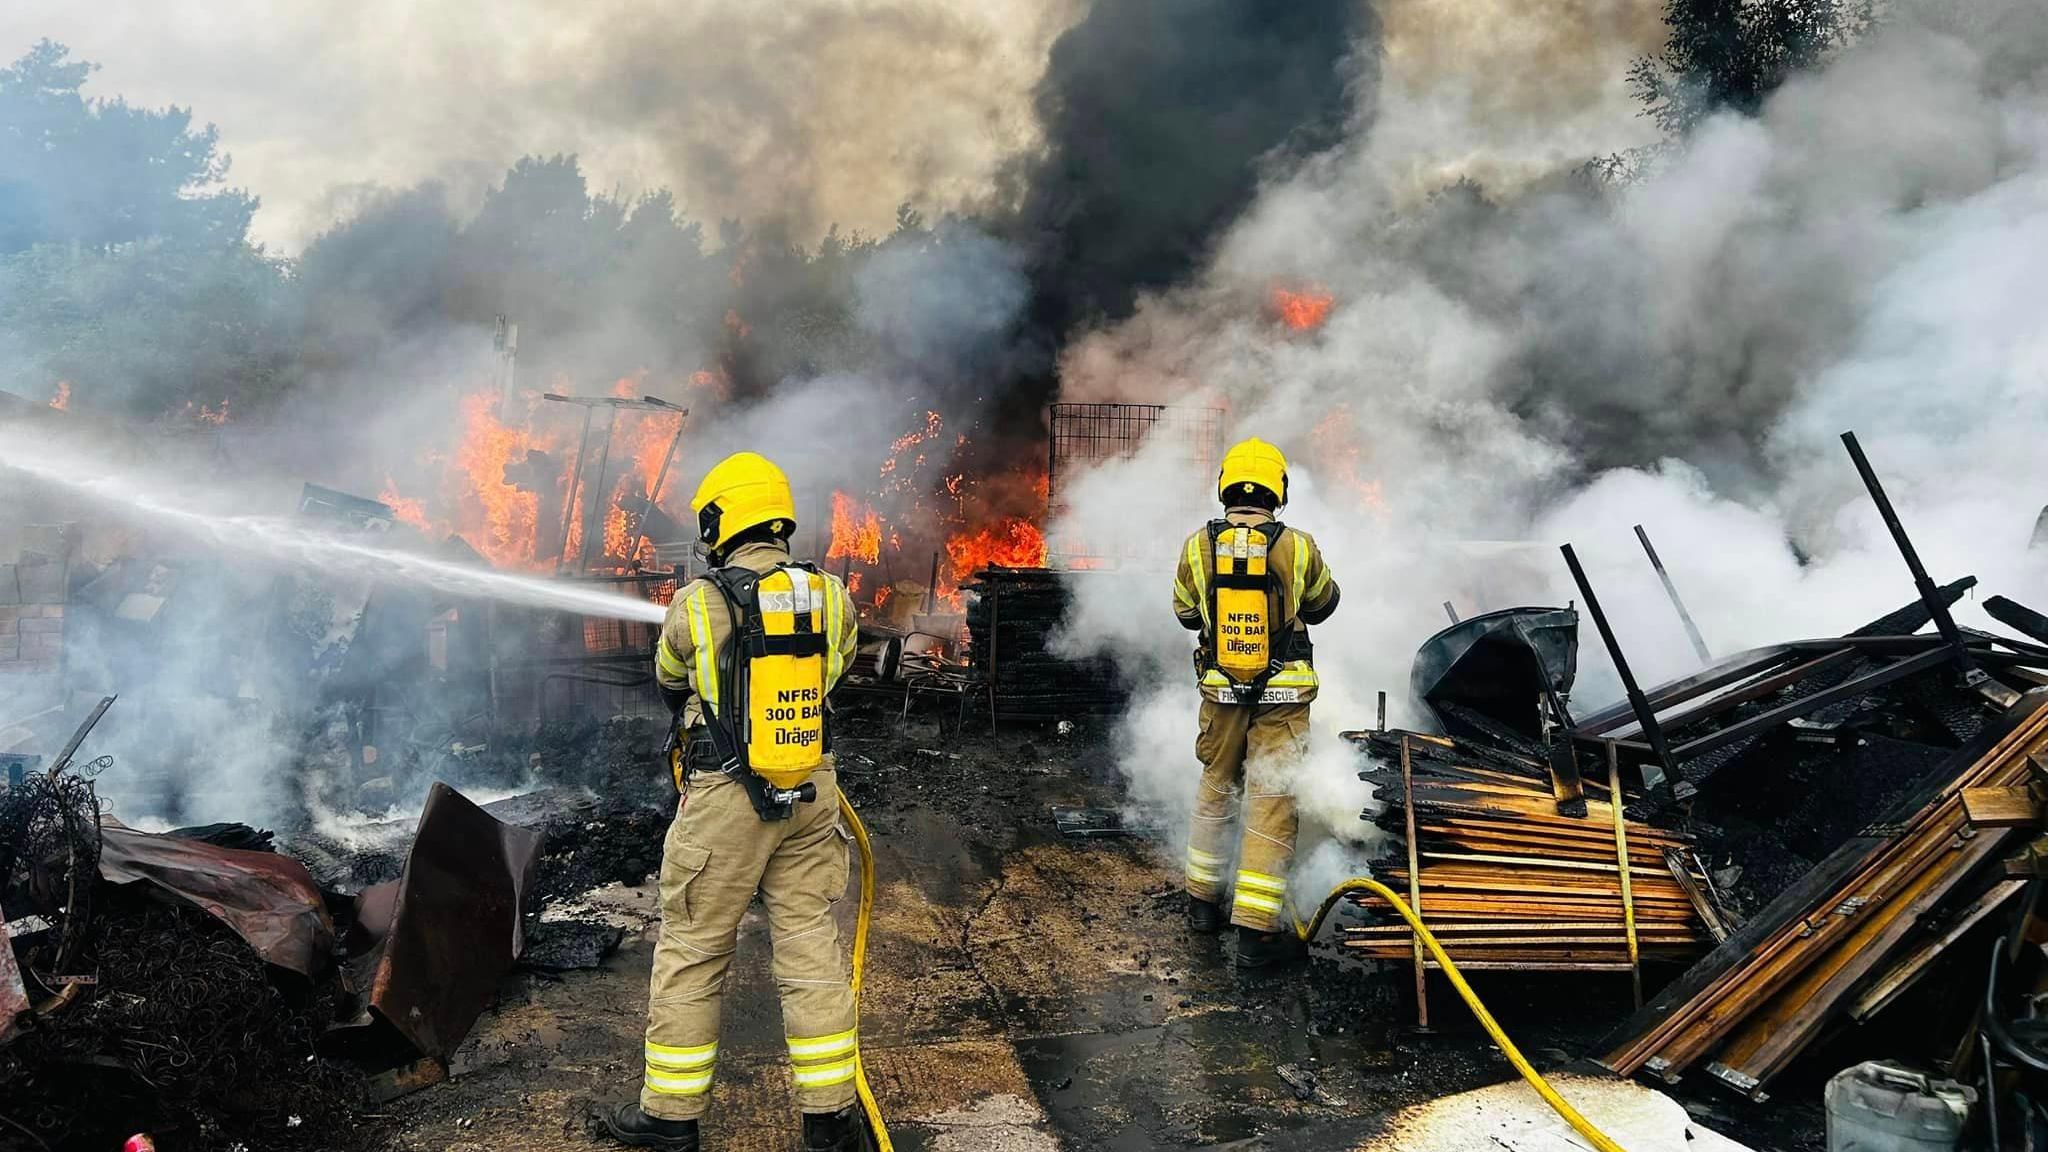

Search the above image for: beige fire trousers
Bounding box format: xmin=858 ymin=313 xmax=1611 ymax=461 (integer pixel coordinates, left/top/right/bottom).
xmin=1185 ymin=700 xmax=1309 ymax=933
xmin=639 ymin=764 xmax=857 ymax=1121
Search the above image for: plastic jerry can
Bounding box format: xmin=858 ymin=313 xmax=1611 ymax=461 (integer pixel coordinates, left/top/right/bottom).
xmin=1825 ymin=1061 xmax=1976 ymax=1152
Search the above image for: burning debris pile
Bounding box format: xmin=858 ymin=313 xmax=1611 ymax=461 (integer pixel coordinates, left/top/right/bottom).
xmin=1325 ymin=435 xmax=2048 ymax=1139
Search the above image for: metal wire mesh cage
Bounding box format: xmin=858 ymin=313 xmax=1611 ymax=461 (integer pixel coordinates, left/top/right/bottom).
xmin=1046 ymin=403 xmax=1224 ymax=568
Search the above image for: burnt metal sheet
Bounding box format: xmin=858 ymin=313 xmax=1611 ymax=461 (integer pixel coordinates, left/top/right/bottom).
xmin=1411 ymin=606 xmax=1578 ymax=740
xmin=97 ymin=825 xmax=334 ymax=976
xmin=344 ymin=782 xmax=543 ymax=1060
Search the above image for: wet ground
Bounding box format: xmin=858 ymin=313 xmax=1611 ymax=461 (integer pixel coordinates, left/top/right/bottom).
xmin=381 ymin=708 xmax=1818 ymax=1152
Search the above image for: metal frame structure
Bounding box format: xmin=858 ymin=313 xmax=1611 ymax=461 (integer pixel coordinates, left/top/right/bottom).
xmin=1561 ymin=431 xmax=2048 ymax=800
xmin=541 ymin=393 xmax=687 ymax=576
xmin=1045 ymin=403 xmax=1223 ymax=567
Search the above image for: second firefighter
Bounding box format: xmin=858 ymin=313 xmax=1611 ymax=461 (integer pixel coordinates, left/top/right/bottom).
xmin=1172 ymin=437 xmax=1341 ymax=968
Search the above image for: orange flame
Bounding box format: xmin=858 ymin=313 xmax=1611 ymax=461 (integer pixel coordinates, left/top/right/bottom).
xmin=379 ymin=478 xmax=435 ymax=532
xmin=827 ymin=491 xmax=882 ymax=565
xmin=454 ymin=391 xmax=544 ymax=568
xmin=184 ymin=398 xmax=232 ymax=426
xmin=1271 ymin=287 xmax=1334 ymax=332
xmin=1310 ymin=406 xmax=1386 ymax=516
xmin=946 ymin=517 xmax=1047 ymax=577
xmin=48 ymin=381 xmax=70 ymax=410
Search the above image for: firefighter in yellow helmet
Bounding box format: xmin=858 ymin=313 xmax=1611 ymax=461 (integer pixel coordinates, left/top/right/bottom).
xmin=1172 ymin=437 xmax=1340 ymax=968
xmin=603 ymin=451 xmax=865 ymax=1151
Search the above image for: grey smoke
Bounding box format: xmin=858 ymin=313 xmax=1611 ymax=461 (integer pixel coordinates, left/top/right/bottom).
xmin=0 ymin=0 xmax=1080 ymax=251
xmin=1052 ymin=0 xmax=2048 ymax=911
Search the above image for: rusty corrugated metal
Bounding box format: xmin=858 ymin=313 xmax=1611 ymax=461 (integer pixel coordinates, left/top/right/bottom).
xmin=98 ymin=826 xmax=334 ymax=976
xmin=344 ymin=782 xmax=543 ymax=1060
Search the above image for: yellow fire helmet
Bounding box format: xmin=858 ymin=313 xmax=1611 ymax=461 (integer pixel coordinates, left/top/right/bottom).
xmin=691 ymin=451 xmax=798 ymax=552
xmin=1216 ymin=437 xmax=1289 ymax=506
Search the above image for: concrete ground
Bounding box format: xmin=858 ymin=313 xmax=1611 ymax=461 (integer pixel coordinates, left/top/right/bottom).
xmin=381 ymin=718 xmax=1772 ymax=1152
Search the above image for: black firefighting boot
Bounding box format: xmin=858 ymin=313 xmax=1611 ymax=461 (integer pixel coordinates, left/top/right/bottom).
xmin=1187 ymin=895 xmax=1223 ymax=934
xmin=801 ymin=1104 xmax=871 ymax=1152
xmin=1235 ymin=925 xmax=1307 ymax=970
xmin=601 ymin=1103 xmax=701 ymax=1150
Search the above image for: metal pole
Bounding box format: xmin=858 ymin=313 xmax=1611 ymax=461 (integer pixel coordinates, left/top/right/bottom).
xmin=1401 ymin=734 xmax=1429 ymax=1030
xmin=926 ymin=551 xmax=940 ymax=615
xmin=628 ymin=415 xmax=687 ymax=567
xmin=1442 ymin=600 xmax=1460 ymax=625
xmin=1841 ymin=431 xmax=1969 ymax=674
xmin=579 ymin=410 xmax=621 ymax=573
xmin=1377 ymin=689 xmax=1387 ymax=734
xmin=558 ymin=406 xmax=596 ymax=570
xmin=987 ymin=581 xmax=1000 ymax=735
xmin=1609 ymin=740 xmax=1642 ymax=1009
xmin=1561 ymin=544 xmax=1677 ymax=796
xmin=1634 ymin=524 xmax=1711 ymax=665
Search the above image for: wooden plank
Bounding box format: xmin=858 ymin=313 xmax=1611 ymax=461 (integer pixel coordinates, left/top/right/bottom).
xmin=1849 ymin=879 xmax=2027 ymax=1022
xmin=1962 ymin=786 xmax=2041 ymax=828
xmin=1666 ymin=848 xmax=1734 ymax=944
xmin=1401 ymin=734 xmax=1428 ymax=1030
xmin=1718 ymin=826 xmax=2008 ymax=1084
xmin=1600 ymin=701 xmax=2048 ymax=1074
xmin=1642 ymin=803 xmax=1983 ymax=1075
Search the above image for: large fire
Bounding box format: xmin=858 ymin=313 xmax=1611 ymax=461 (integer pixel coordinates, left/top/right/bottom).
xmin=380 ymin=384 xmax=1054 ymax=625
xmin=381 ymin=381 xmax=686 ymax=572
xmin=1271 ymin=286 xmax=1335 ymax=332
xmin=453 ymin=391 xmax=545 ymax=568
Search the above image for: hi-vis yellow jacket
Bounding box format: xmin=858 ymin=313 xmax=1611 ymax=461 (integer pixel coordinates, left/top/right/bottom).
xmin=655 ymin=540 xmax=860 ymax=730
xmin=1172 ymin=507 xmax=1340 ymax=705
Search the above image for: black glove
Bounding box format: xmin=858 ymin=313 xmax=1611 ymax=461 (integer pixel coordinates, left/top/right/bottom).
xmin=659 ymin=682 xmax=691 ymax=718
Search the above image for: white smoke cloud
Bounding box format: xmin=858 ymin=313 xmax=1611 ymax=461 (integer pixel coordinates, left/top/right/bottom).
xmin=1051 ymin=0 xmax=2048 ymax=915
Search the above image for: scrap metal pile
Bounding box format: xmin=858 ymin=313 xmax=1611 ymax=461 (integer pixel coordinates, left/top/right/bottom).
xmin=0 ymin=698 xmax=658 ymax=1150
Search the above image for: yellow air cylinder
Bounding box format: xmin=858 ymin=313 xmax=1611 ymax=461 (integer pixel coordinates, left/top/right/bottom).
xmin=746 ymin=568 xmax=827 ymax=787
xmin=1213 ymin=526 xmax=1270 ymax=680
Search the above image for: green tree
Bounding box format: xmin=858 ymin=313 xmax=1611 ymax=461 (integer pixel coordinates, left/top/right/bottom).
xmin=1631 ymin=0 xmax=1871 ymax=135
xmin=0 ymin=40 xmax=256 ymax=253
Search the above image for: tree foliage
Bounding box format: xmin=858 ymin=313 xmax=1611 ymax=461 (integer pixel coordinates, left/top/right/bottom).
xmin=0 ymin=40 xmax=255 ymax=253
xmin=1631 ymin=0 xmax=1872 ymax=135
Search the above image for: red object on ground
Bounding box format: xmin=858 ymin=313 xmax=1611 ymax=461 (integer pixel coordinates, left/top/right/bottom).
xmin=123 ymin=1135 xmax=158 ymax=1152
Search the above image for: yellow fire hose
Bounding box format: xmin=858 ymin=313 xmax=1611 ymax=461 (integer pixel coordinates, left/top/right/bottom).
xmin=838 ymin=792 xmax=895 ymax=1151
xmin=1295 ymin=879 xmax=1629 ymax=1152
xmin=838 ymin=782 xmax=1618 ymax=1151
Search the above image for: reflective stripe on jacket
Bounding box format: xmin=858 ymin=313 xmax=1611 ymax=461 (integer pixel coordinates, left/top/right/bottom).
xmin=654 ymin=541 xmax=859 ymax=727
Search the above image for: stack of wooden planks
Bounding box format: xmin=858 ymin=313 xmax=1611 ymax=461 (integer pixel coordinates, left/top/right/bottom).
xmin=1599 ymin=693 xmax=2048 ymax=1100
xmin=1343 ymin=730 xmax=1717 ymax=973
